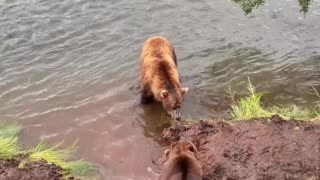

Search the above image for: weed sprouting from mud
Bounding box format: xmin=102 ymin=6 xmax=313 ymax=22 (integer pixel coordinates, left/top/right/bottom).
xmin=0 ymin=123 xmax=96 ymax=178
xmin=29 ymin=142 xmax=75 ymax=168
xmin=0 ymin=136 xmax=21 ymax=159
xmin=231 ymin=78 xmax=320 ymax=121
xmin=0 ymin=124 xmax=21 ymax=159
xmin=29 ymin=141 xmax=96 ymax=176
xmin=231 ymin=79 xmax=270 ymax=120
xmin=65 ymin=161 xmax=97 ymax=176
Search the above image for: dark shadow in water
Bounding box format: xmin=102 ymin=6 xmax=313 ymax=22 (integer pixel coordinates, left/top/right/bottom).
xmin=232 ymin=0 xmax=312 ymax=15
xmin=134 ymin=102 xmax=172 ymax=145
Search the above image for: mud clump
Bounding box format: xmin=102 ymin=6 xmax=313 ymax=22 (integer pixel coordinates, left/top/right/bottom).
xmin=0 ymin=158 xmax=67 ymax=180
xmin=163 ymin=115 xmax=320 ymax=180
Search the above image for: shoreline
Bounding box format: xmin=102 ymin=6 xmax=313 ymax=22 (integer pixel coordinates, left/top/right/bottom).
xmin=162 ymin=115 xmax=320 ymax=180
xmin=0 ymin=124 xmax=95 ymax=180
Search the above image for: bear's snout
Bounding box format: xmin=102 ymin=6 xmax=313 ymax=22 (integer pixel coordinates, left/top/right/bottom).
xmin=169 ymin=110 xmax=181 ymax=120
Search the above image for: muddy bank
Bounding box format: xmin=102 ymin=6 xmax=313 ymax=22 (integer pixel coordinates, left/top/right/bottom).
xmin=0 ymin=158 xmax=67 ymax=180
xmin=163 ymin=115 xmax=320 ymax=180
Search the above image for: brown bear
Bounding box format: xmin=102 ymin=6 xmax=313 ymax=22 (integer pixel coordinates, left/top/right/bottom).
xmin=140 ymin=36 xmax=188 ymax=120
xmin=159 ymin=140 xmax=203 ymax=180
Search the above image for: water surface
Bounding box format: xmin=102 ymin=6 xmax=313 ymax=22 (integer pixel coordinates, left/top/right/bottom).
xmin=1 ymin=0 xmax=320 ymax=179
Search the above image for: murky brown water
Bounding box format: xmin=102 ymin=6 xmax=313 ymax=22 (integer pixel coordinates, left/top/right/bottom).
xmin=0 ymin=0 xmax=320 ymax=179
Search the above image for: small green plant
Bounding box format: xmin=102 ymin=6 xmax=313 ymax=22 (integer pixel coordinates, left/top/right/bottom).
xmin=29 ymin=142 xmax=74 ymax=168
xmin=0 ymin=124 xmax=21 ymax=159
xmin=0 ymin=136 xmax=21 ymax=159
xmin=29 ymin=141 xmax=96 ymax=176
xmin=269 ymin=105 xmax=320 ymax=120
xmin=0 ymin=123 xmax=95 ymax=178
xmin=231 ymin=79 xmax=271 ymax=120
xmin=231 ymin=78 xmax=320 ymax=121
xmin=65 ymin=161 xmax=97 ymax=176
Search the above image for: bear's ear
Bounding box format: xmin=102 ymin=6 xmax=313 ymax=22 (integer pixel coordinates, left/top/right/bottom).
xmin=188 ymin=142 xmax=197 ymax=153
xmin=160 ymin=90 xmax=169 ymax=99
xmin=181 ymin=87 xmax=189 ymax=95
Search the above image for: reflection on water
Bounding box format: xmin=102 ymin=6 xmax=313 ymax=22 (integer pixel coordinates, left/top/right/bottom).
xmin=232 ymin=0 xmax=314 ymax=15
xmin=232 ymin=0 xmax=266 ymax=15
xmin=0 ymin=0 xmax=320 ymax=179
xmin=299 ymin=0 xmax=313 ymax=14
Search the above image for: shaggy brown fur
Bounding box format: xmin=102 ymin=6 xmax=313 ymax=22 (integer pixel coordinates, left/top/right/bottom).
xmin=159 ymin=141 xmax=203 ymax=180
xmin=140 ymin=36 xmax=188 ymax=120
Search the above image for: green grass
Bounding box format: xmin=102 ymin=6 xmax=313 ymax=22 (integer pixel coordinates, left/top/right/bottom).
xmin=0 ymin=136 xmax=21 ymax=159
xmin=231 ymin=79 xmax=320 ymax=121
xmin=65 ymin=161 xmax=97 ymax=176
xmin=0 ymin=124 xmax=21 ymax=159
xmin=29 ymin=142 xmax=74 ymax=168
xmin=29 ymin=141 xmax=96 ymax=176
xmin=0 ymin=123 xmax=96 ymax=178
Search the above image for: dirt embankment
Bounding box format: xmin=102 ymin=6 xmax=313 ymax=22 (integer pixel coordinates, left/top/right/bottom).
xmin=0 ymin=158 xmax=67 ymax=180
xmin=163 ymin=115 xmax=320 ymax=180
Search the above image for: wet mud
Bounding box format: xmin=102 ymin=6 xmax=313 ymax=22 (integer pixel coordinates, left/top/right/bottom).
xmin=0 ymin=158 xmax=67 ymax=180
xmin=163 ymin=115 xmax=320 ymax=180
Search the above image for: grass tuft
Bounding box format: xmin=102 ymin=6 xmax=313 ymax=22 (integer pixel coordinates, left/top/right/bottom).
xmin=231 ymin=78 xmax=320 ymax=121
xmin=65 ymin=161 xmax=96 ymax=176
xmin=0 ymin=136 xmax=21 ymax=159
xmin=29 ymin=141 xmax=96 ymax=177
xmin=0 ymin=124 xmax=21 ymax=159
xmin=0 ymin=123 xmax=95 ymax=177
xmin=269 ymin=105 xmax=320 ymax=120
xmin=29 ymin=142 xmax=74 ymax=168
xmin=231 ymin=79 xmax=270 ymax=120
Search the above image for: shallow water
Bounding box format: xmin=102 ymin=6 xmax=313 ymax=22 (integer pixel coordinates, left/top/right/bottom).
xmin=0 ymin=0 xmax=320 ymax=179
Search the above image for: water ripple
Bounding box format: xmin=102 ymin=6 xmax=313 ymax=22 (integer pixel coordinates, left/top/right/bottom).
xmin=1 ymin=0 xmax=320 ymax=179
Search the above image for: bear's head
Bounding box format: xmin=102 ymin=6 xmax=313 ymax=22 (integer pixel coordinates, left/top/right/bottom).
xmin=160 ymin=87 xmax=189 ymax=120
